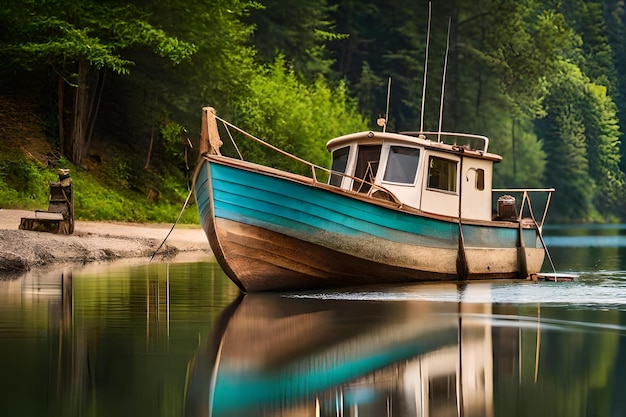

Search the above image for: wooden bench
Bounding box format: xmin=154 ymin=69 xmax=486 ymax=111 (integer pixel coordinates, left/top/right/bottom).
xmin=19 ymin=211 xmax=68 ymax=234
xmin=19 ymin=169 xmax=74 ymax=234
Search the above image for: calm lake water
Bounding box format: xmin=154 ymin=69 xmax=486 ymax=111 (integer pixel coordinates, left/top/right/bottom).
xmin=1 ymin=225 xmax=626 ymax=417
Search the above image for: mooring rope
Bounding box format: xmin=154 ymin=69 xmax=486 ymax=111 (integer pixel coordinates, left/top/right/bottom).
xmin=223 ymin=123 xmax=244 ymax=160
xmin=150 ymin=188 xmax=194 ymax=262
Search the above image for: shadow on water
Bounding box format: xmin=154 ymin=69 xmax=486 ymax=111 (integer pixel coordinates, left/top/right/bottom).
xmin=1 ymin=227 xmax=626 ymax=416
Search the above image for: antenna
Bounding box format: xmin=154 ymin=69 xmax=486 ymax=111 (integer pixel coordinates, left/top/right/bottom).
xmin=437 ymin=17 xmax=451 ymax=142
xmin=376 ymin=77 xmax=392 ymax=131
xmin=376 ymin=77 xmax=391 ymax=133
xmin=420 ymin=2 xmax=432 ymax=133
xmin=384 ymin=77 xmax=391 ymax=132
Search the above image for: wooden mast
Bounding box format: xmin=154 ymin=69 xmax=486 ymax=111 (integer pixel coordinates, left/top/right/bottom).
xmin=200 ymin=107 xmax=222 ymax=155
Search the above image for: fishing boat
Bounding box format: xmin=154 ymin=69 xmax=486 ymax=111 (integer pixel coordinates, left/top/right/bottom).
xmin=192 ymin=107 xmax=554 ymax=292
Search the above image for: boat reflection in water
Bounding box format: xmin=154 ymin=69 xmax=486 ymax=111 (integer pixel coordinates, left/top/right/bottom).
xmin=185 ymin=286 xmax=501 ymax=417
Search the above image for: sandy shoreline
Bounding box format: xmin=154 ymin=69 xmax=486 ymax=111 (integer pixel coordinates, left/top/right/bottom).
xmin=0 ymin=209 xmax=212 ymax=274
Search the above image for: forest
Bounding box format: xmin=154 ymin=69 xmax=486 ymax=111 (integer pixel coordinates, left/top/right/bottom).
xmin=1 ymin=0 xmax=625 ymax=223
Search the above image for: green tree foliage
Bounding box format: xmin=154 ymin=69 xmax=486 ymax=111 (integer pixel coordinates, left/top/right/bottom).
xmin=0 ymin=0 xmax=196 ymax=166
xmin=100 ymin=0 xmax=259 ymax=176
xmin=0 ymin=152 xmax=57 ymax=209
xmin=118 ymin=0 xmax=258 ymax=124
xmin=329 ymin=0 xmax=433 ymax=129
xmin=583 ymin=83 xmax=626 ymax=220
xmin=562 ymin=0 xmax=618 ymax=92
xmin=491 ymin=115 xmax=547 ymax=188
xmin=247 ymin=0 xmax=342 ymax=80
xmin=537 ymin=62 xmax=614 ymax=222
xmin=540 ymin=0 xmax=626 ymax=222
xmin=2 ymin=0 xmax=626 ymax=223
xmin=231 ymin=57 xmax=367 ymax=175
xmin=461 ymin=4 xmax=571 ymax=120
xmin=602 ymin=0 xmax=626 ymax=170
xmin=448 ymin=2 xmax=566 ymax=188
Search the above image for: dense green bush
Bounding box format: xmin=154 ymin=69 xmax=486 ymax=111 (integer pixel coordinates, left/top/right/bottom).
xmin=0 ymin=153 xmax=56 ymax=209
xmin=231 ymin=57 xmax=368 ymax=175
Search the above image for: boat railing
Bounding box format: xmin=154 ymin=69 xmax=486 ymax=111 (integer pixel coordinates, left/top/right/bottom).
xmin=401 ymin=131 xmax=490 ymax=153
xmin=492 ymin=188 xmax=555 ymax=229
xmin=208 ymin=110 xmax=403 ymax=206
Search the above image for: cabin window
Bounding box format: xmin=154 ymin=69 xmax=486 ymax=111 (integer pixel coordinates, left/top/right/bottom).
xmin=329 ymin=146 xmax=350 ymax=187
xmin=476 ymin=168 xmax=485 ymax=190
xmin=352 ymin=145 xmax=381 ymax=192
xmin=427 ymin=156 xmax=457 ymax=192
xmin=383 ymin=146 xmax=420 ymax=184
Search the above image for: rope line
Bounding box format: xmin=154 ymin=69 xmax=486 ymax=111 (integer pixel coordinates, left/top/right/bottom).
xmin=150 ymin=188 xmax=194 ymax=262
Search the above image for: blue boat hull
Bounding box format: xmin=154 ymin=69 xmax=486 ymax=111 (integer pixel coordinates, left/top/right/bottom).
xmin=193 ymin=156 xmax=545 ymax=292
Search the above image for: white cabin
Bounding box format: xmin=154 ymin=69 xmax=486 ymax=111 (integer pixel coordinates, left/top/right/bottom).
xmin=326 ymin=131 xmax=502 ymax=221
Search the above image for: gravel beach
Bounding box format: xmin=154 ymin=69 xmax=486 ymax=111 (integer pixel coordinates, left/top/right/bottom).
xmin=0 ymin=209 xmax=211 ymax=274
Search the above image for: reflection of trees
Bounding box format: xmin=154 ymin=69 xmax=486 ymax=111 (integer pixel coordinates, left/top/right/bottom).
xmin=2 ymin=267 xmax=625 ymax=417
xmin=49 ymin=270 xmax=99 ymax=416
xmin=50 ymin=268 xmax=174 ymax=415
xmin=550 ymin=246 xmax=623 ymax=271
xmin=544 ymin=225 xmax=626 ymax=271
xmin=36 ymin=262 xmax=238 ymax=416
xmin=51 ymin=264 xmax=237 ymax=415
xmin=493 ymin=305 xmax=621 ymax=417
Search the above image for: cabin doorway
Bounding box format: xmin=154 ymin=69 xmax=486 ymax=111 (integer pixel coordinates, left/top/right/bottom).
xmin=352 ymin=145 xmax=381 ymax=193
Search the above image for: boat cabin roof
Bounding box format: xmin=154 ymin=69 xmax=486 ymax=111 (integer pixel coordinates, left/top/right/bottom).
xmin=326 ymin=131 xmax=502 ymax=162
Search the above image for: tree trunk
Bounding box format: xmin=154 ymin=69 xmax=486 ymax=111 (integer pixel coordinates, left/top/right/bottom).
xmin=85 ymin=68 xmax=105 ymax=155
xmin=70 ymin=57 xmax=104 ymax=167
xmin=71 ymin=57 xmax=89 ymax=165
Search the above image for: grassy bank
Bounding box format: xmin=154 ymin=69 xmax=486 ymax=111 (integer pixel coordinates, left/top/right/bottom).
xmin=0 ymin=151 xmax=199 ymax=224
xmin=0 ymin=96 xmax=199 ymax=225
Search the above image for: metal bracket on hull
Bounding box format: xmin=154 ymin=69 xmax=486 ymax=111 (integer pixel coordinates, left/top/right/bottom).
xmin=516 ymin=222 xmax=529 ymax=280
